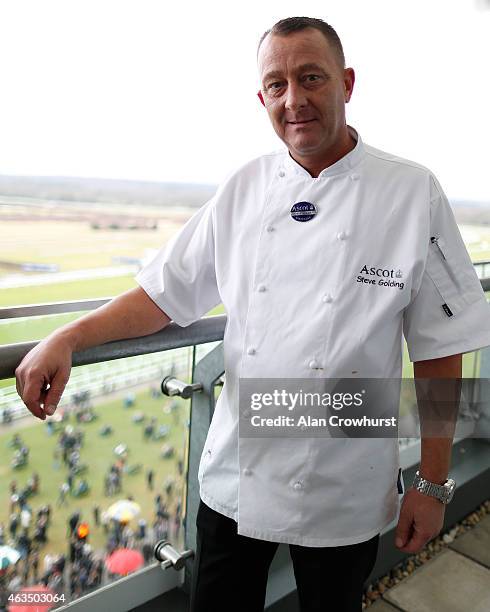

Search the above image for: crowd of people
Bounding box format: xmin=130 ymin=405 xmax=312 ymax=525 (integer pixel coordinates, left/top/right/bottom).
xmin=1 ymin=473 xmax=184 ymax=608
xmin=0 ymin=391 xmax=186 ymax=610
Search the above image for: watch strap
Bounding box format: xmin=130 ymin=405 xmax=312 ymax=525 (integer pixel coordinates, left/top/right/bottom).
xmin=412 ymin=470 xmax=455 ymax=504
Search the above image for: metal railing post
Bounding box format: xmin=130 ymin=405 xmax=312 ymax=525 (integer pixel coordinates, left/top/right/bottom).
xmin=183 ymin=342 xmax=224 ymax=596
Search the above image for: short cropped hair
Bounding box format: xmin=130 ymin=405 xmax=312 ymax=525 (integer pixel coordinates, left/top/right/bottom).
xmin=257 ymin=16 xmax=345 ymax=69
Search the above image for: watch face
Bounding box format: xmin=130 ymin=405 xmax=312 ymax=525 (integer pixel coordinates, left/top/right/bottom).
xmin=444 ymin=479 xmax=456 ymax=503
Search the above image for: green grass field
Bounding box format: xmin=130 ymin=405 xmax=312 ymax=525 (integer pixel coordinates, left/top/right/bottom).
xmin=0 ymin=275 xmax=138 ymax=309
xmin=0 ymin=386 xmax=190 ymax=557
xmin=0 ymin=219 xmax=184 ymax=274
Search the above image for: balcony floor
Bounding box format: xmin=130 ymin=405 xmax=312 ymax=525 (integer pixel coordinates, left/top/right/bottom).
xmin=368 ymin=513 xmax=490 ymax=612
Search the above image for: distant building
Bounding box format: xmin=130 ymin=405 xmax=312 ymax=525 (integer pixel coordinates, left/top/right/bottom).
xmin=90 ymin=218 xmax=158 ymax=230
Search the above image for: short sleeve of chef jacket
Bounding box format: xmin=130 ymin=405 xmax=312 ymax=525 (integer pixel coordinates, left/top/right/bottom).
xmin=403 ymin=175 xmax=490 ymax=362
xmin=134 ymin=197 xmax=221 ymax=327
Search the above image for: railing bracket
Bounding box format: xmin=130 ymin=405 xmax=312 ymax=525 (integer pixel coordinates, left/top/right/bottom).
xmin=154 ymin=540 xmax=194 ymax=571
xmin=161 ymin=375 xmax=203 ymax=399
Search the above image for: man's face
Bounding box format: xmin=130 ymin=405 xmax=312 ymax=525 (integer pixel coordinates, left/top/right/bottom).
xmin=258 ymin=29 xmax=355 ymax=164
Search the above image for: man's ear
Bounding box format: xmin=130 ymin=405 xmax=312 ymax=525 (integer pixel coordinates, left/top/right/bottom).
xmin=257 ymin=90 xmax=265 ymax=107
xmin=343 ymin=67 xmax=355 ymax=103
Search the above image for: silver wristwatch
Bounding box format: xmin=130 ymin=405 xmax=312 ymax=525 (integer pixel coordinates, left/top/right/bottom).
xmin=412 ymin=470 xmax=456 ymax=505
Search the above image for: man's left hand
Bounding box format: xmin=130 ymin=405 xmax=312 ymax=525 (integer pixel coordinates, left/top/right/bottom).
xmin=394 ymin=488 xmax=445 ymax=554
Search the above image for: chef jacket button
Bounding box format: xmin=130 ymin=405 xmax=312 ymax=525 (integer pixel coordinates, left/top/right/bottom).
xmin=243 ymin=468 xmax=252 ymax=476
xmin=247 ymin=347 xmax=256 ymax=356
xmin=278 ymin=170 xmax=286 ymax=178
xmin=266 ymin=225 xmax=274 ymax=232
xmin=350 ymin=173 xmax=360 ymax=181
xmin=309 ymin=359 xmax=320 ymax=370
xmin=293 ymin=481 xmax=303 ymax=491
xmin=257 ymin=284 xmax=266 ymax=292
xmin=322 ymin=294 xmax=333 ymax=303
xmin=207 ymin=449 xmax=211 ymax=456
xmin=337 ymin=231 xmax=347 ymax=241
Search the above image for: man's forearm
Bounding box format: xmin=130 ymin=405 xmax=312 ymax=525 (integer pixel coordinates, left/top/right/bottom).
xmin=418 ymin=437 xmax=454 ymax=484
xmin=52 ymin=286 xmax=171 ymax=352
xmin=414 ymin=354 xmax=462 ymax=483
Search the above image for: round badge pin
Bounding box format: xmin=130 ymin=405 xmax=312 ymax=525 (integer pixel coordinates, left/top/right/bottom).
xmin=290 ymin=201 xmax=317 ymax=222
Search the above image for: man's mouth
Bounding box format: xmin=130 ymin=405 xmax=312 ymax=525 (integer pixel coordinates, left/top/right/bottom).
xmin=287 ymin=119 xmax=316 ymax=125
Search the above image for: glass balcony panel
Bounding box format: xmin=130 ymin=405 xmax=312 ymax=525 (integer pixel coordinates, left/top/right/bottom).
xmin=0 ymin=348 xmax=193 ymax=606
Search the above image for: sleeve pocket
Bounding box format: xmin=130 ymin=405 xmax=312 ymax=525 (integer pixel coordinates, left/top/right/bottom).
xmin=426 ymin=234 xmax=483 ymax=317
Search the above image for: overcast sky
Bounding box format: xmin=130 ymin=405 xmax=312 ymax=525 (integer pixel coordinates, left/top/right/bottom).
xmin=0 ymin=0 xmax=489 ymax=202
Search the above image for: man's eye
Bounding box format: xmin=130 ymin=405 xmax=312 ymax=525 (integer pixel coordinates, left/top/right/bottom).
xmin=267 ymin=82 xmax=283 ymax=91
xmin=305 ymin=74 xmax=321 ymax=82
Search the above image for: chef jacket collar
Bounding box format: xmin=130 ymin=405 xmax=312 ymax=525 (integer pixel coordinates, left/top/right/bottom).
xmin=283 ymin=125 xmax=364 ymax=179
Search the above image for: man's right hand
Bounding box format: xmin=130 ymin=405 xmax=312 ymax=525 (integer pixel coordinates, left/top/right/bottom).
xmin=15 ymin=334 xmax=74 ymax=421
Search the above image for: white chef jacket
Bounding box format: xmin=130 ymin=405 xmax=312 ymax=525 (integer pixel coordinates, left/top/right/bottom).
xmin=135 ymin=126 xmax=490 ymax=546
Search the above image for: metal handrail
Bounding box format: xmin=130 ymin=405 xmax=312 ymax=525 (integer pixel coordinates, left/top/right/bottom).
xmin=0 ymin=315 xmax=226 ymax=380
xmin=1 ymin=275 xmax=489 ymax=380
xmin=0 ymin=297 xmax=111 ymax=320
xmin=2 ymin=279 xmax=490 ymax=322
xmin=474 ymin=261 xmax=490 ymax=280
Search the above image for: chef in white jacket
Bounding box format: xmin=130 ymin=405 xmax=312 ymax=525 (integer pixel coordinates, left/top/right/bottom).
xmin=15 ymin=15 xmax=490 ymax=612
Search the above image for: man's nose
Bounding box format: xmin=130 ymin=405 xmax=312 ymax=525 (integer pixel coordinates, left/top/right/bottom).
xmin=284 ymin=81 xmax=307 ymax=111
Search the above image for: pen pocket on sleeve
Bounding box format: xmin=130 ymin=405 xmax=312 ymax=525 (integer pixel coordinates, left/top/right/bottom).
xmin=426 ymin=235 xmax=482 ymax=317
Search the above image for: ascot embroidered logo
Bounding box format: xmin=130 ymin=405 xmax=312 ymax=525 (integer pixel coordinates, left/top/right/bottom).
xmin=356 ymin=265 xmax=404 ymax=290
xmin=360 ymin=265 xmax=402 ymax=278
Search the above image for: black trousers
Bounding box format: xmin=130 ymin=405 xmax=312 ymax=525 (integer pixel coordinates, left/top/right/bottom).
xmin=190 ymin=500 xmax=379 ymax=612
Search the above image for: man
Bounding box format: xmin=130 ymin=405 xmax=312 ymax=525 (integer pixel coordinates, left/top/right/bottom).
xmin=146 ymin=467 xmax=154 ymax=491
xmin=15 ymin=16 xmax=490 ymax=612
